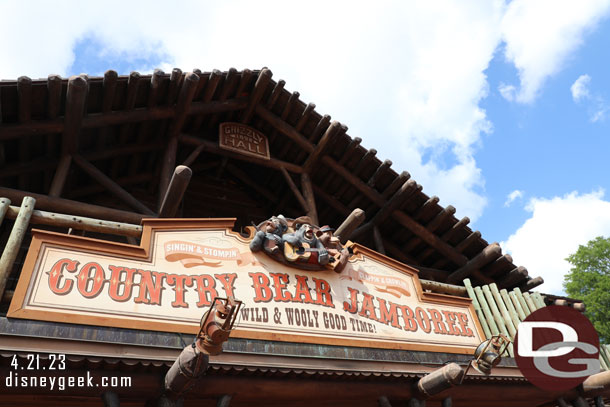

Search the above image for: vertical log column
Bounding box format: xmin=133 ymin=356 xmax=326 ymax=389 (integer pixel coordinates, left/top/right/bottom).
xmin=0 ymin=197 xmax=35 ymax=301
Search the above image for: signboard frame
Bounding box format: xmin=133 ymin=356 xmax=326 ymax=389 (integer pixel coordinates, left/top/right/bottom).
xmin=8 ymin=218 xmax=485 ymax=354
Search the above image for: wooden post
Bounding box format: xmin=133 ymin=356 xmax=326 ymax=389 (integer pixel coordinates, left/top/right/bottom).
xmin=0 ymin=196 xmax=35 ymax=301
xmin=280 ymin=168 xmax=309 ymax=213
xmin=159 ymin=166 xmax=193 ymax=218
xmin=463 ymin=279 xmax=492 ymax=339
xmin=474 ymin=286 xmax=500 ymax=336
xmin=489 ymin=283 xmax=517 ymax=338
xmin=73 ymin=154 xmax=155 ymax=216
xmin=301 ymin=173 xmax=318 ymax=225
xmin=47 ymin=74 xmax=63 ymax=120
xmin=101 ymin=391 xmax=120 ymax=407
xmin=335 ymin=208 xmax=365 ymax=243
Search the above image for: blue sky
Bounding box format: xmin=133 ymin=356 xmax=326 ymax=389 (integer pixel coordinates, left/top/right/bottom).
xmin=2 ymin=0 xmax=610 ymax=295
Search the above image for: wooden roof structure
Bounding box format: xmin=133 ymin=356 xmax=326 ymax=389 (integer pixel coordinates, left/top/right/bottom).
xmin=0 ymin=67 xmax=542 ymax=294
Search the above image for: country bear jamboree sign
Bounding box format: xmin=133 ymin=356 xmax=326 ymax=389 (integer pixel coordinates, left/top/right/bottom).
xmin=8 ymin=218 xmax=484 ymax=354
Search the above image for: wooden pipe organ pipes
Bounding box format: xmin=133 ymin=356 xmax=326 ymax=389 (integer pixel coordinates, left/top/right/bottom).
xmin=0 ymin=196 xmax=35 ymax=301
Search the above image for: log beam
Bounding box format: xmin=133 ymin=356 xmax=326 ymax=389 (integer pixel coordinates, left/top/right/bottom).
xmin=180 ymin=135 xmax=302 ymax=174
xmin=518 ymin=276 xmax=544 ymax=292
xmin=159 ymin=72 xmax=200 ymax=206
xmin=335 ymin=208 xmax=365 ymax=243
xmin=0 ymin=187 xmax=143 ymax=224
xmin=241 ymin=68 xmax=273 ymax=124
xmin=72 ymin=154 xmax=155 ymax=216
xmin=301 ymin=172 xmax=318 ymax=225
xmin=225 ymin=163 xmax=279 ymax=204
xmin=46 ymin=74 xmax=63 ymax=119
xmin=0 ymin=98 xmax=248 ymax=141
xmin=5 ymin=204 xmax=141 ymax=237
xmin=158 ymin=166 xmax=193 ymax=218
xmin=498 ymin=266 xmax=528 ymax=289
xmin=254 ymin=104 xmax=314 ymax=153
xmin=48 ymin=154 xmax=72 ymax=197
xmin=102 ymin=70 xmax=118 ymax=113
xmin=280 ymin=167 xmax=308 ymax=212
xmin=303 ymin=121 xmax=342 ymax=173
xmin=373 ymin=226 xmax=386 ymax=255
xmin=62 ymin=76 xmax=88 ymax=155
xmin=447 ymin=243 xmax=502 ymax=284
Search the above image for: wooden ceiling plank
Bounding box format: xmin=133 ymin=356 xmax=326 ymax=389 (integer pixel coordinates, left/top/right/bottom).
xmin=241 ymin=68 xmax=273 ymax=124
xmin=447 ymin=242 xmax=502 ymax=284
xmin=72 ymin=154 xmax=155 ymax=216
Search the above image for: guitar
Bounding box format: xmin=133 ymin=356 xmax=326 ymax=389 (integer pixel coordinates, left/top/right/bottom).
xmin=284 ymin=242 xmax=332 ymax=263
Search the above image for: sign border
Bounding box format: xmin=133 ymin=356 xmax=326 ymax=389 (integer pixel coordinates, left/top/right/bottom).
xmin=8 ymin=218 xmax=485 ymax=355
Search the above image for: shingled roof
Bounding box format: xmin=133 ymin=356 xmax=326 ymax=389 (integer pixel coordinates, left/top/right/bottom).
xmin=0 ymin=67 xmax=542 ymax=292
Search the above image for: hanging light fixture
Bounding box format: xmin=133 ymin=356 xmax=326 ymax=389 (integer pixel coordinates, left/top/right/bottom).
xmin=460 ymin=334 xmax=511 ymax=383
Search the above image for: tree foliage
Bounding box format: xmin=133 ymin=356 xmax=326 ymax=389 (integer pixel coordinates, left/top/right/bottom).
xmin=564 ymin=236 xmax=610 ymax=343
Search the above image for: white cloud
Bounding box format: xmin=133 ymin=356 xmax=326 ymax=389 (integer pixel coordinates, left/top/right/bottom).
xmin=502 ymin=189 xmax=610 ymax=295
xmin=571 ymin=74 xmax=592 ymax=102
xmin=498 ymin=83 xmax=517 ymax=102
xmin=570 ymin=74 xmax=610 ymax=121
xmin=0 ymin=0 xmax=607 ymax=227
xmin=504 ymin=190 xmax=524 ymax=207
xmin=500 ymin=0 xmax=610 ymax=103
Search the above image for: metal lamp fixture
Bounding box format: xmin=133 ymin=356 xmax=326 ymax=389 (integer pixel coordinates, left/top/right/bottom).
xmin=197 ymin=296 xmax=242 ymax=356
xmin=461 ymin=334 xmax=511 ymax=383
xmin=164 ymin=296 xmax=242 ymax=399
